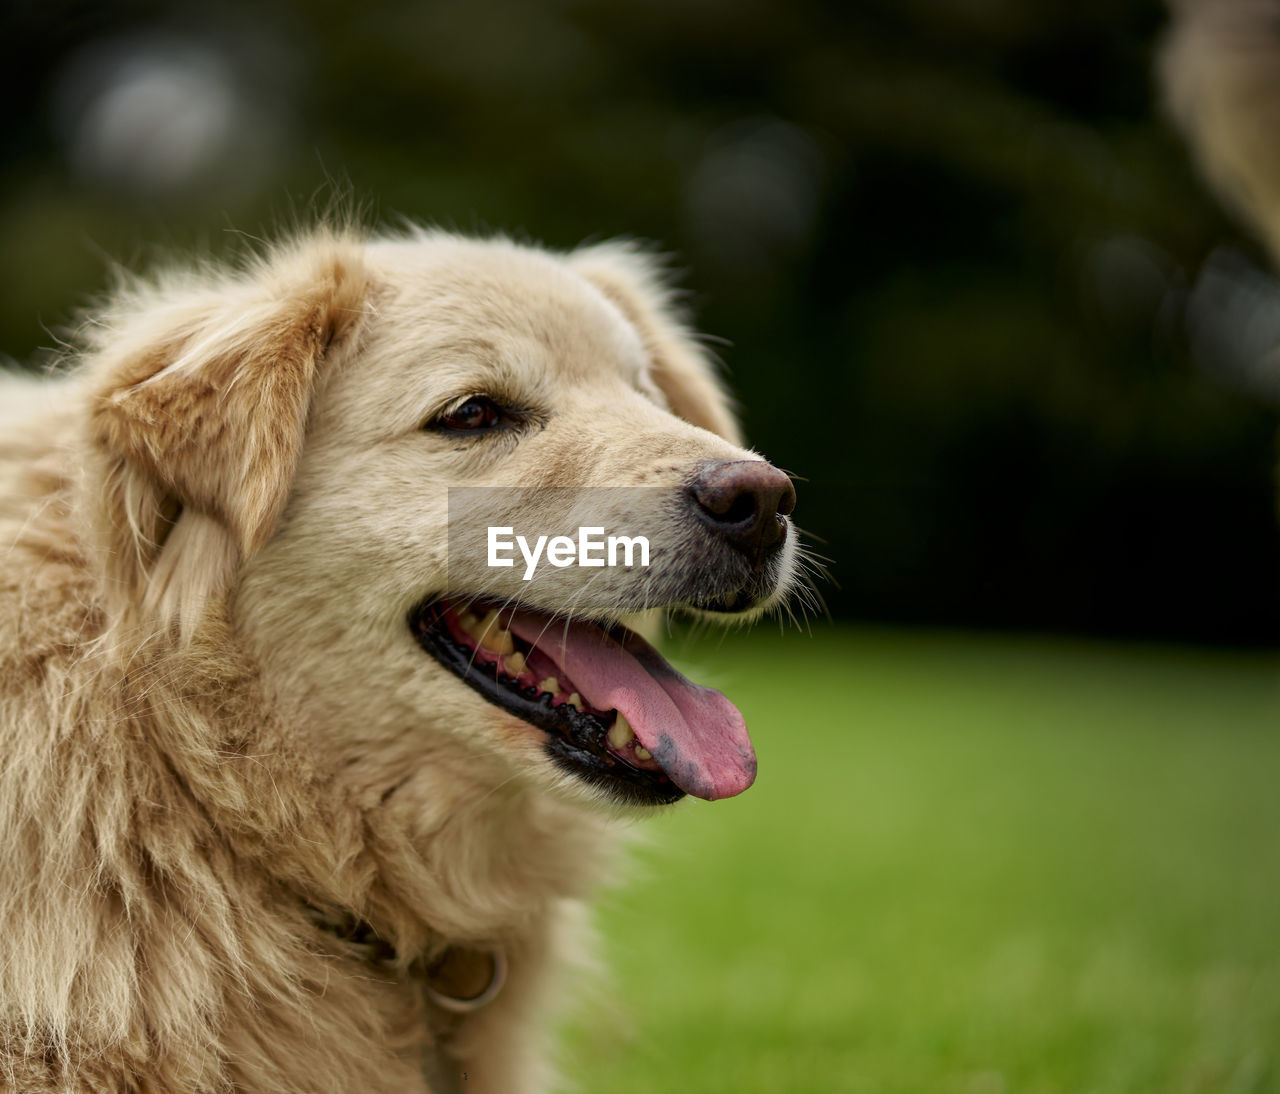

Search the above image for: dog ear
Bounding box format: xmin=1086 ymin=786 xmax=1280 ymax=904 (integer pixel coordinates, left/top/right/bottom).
xmin=571 ymin=242 xmax=743 ymax=445
xmin=85 ymin=237 xmax=368 ymax=631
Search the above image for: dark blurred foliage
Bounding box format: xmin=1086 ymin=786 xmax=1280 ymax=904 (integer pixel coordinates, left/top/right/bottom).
xmin=3 ymin=0 xmax=1277 ymax=644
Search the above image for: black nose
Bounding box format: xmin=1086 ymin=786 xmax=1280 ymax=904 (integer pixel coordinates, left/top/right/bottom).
xmin=688 ymin=460 xmax=796 ymax=555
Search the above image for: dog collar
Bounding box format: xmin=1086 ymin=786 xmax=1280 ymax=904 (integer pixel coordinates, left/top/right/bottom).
xmin=309 ymin=907 xmax=506 ymax=1012
xmin=423 ymin=944 xmax=508 ymax=1013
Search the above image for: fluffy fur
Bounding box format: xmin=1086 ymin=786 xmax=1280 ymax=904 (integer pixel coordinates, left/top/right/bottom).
xmin=1161 ymin=0 xmax=1280 ymax=262
xmin=0 ymin=228 xmax=795 ymax=1092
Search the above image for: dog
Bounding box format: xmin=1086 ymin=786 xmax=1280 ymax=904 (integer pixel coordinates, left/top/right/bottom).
xmin=1162 ymin=1 xmax=1280 ymax=266
xmin=0 ymin=227 xmax=800 ymax=1093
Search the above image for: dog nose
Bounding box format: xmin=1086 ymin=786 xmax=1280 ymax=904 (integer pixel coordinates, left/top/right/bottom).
xmin=689 ymin=460 xmax=796 ymax=555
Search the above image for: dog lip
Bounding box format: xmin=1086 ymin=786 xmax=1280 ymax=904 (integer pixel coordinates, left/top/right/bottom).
xmin=408 ymin=597 xmax=686 ymax=807
xmin=688 ymin=587 xmax=758 ymax=614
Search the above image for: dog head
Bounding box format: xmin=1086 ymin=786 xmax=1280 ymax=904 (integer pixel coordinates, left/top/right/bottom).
xmin=86 ymin=229 xmax=801 ymax=810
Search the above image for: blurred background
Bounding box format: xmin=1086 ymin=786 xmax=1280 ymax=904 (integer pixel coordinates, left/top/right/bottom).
xmin=5 ymin=0 xmax=1279 ymax=646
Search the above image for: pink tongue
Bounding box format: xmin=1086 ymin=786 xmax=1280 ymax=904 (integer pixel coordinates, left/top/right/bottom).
xmin=507 ymin=614 xmax=756 ymax=801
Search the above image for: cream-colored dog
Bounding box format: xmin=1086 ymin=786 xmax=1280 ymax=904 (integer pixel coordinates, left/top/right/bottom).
xmin=0 ymin=228 xmax=800 ymax=1092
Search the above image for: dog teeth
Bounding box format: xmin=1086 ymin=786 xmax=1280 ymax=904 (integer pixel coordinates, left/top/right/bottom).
xmin=538 ymin=676 xmax=560 ymax=696
xmin=472 ymin=609 xmax=515 ymax=655
xmin=504 ymin=651 xmax=526 ymax=676
xmin=633 ymin=745 xmax=652 ymax=762
xmin=567 ymin=692 xmax=583 ymax=711
xmin=607 ymin=712 xmax=635 ymax=750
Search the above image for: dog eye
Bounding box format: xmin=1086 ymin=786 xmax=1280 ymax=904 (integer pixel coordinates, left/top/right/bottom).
xmin=432 ymin=396 xmax=507 ymax=433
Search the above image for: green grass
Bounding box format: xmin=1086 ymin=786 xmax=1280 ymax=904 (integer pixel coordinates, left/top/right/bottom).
xmin=563 ymin=627 xmax=1280 ymax=1093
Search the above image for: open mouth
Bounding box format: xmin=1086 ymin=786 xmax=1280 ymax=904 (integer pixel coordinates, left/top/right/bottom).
xmin=409 ymin=597 xmax=757 ymax=807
